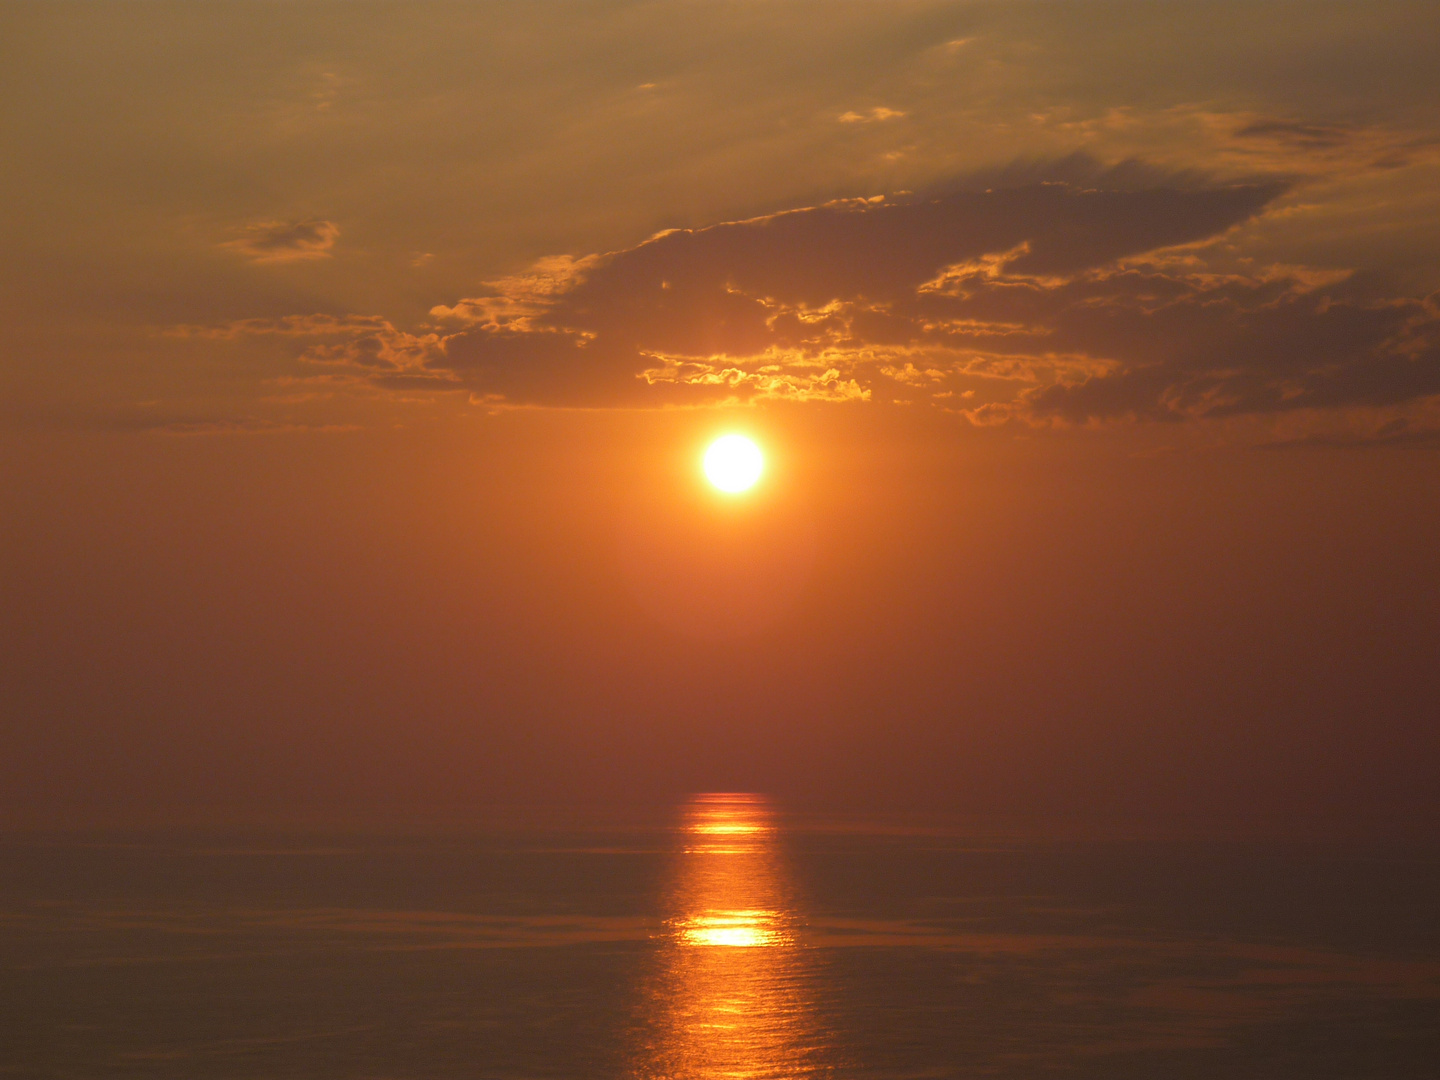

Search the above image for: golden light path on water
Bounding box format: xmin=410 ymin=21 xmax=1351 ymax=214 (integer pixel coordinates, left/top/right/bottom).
xmin=629 ymin=793 xmax=832 ymax=1080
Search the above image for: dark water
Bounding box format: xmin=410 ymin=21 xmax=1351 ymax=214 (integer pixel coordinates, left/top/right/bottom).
xmin=3 ymin=795 xmax=1439 ymax=1079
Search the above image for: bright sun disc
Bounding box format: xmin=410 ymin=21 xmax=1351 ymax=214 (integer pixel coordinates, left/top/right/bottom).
xmin=703 ymin=435 xmax=764 ymax=493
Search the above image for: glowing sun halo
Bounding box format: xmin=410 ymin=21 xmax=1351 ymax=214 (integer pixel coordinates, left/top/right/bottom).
xmin=703 ymin=435 xmax=764 ymax=493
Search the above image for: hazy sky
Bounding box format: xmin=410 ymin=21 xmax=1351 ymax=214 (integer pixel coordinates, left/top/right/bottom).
xmin=2 ymin=2 xmax=1438 ymax=829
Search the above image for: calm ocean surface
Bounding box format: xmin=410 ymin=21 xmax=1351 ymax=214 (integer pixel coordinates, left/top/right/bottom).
xmin=3 ymin=795 xmax=1438 ymax=1079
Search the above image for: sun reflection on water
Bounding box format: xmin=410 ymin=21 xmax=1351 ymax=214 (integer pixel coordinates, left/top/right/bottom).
xmin=629 ymin=793 xmax=832 ymax=1080
xmin=676 ymin=909 xmax=789 ymax=949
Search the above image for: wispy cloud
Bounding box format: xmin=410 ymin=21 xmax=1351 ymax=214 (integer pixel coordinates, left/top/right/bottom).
xmin=169 ymin=313 xmax=448 ymax=374
xmin=839 ymin=106 xmax=907 ymax=123
xmin=220 ymin=219 xmax=340 ymax=264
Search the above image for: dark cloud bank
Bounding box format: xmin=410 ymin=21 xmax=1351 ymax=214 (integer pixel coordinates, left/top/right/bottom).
xmin=269 ymin=162 xmax=1440 ymax=429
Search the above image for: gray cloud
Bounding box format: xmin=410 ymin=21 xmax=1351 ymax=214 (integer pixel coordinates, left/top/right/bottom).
xmin=220 ymin=219 xmax=340 ymax=264
xmin=1234 ymin=120 xmax=1356 ymax=151
xmin=419 ymin=168 xmax=1291 ymax=410
xmin=223 ymin=162 xmax=1440 ymax=430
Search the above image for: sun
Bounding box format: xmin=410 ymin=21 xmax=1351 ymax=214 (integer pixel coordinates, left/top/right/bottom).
xmin=703 ymin=435 xmax=764 ymax=493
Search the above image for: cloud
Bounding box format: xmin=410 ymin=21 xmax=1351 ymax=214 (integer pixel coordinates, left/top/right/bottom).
xmin=217 ymin=160 xmax=1440 ymax=431
xmin=220 ymin=219 xmax=340 ymax=263
xmin=404 ymin=166 xmax=1293 ymax=410
xmin=1234 ymin=119 xmax=1355 ymax=151
xmin=1224 ymin=115 xmax=1439 ymax=173
xmin=170 ymin=313 xmax=449 ymax=376
xmin=1010 ymin=271 xmax=1440 ymax=424
xmin=839 ymin=106 xmax=907 ymax=123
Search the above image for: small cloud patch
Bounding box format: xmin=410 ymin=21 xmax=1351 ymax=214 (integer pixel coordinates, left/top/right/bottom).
xmin=839 ymin=107 xmax=907 ymax=124
xmin=1234 ymin=119 xmax=1354 ymax=150
xmin=221 ymin=219 xmax=340 ymax=264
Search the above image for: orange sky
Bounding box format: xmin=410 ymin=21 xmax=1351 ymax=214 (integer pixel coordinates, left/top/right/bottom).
xmin=2 ymin=1 xmax=1438 ymax=830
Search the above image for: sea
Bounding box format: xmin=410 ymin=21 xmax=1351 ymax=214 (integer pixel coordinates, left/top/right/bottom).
xmin=2 ymin=794 xmax=1438 ymax=1079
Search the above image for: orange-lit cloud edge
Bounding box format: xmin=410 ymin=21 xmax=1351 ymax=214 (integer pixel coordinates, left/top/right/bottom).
xmin=179 ymin=147 xmax=1440 ymax=448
